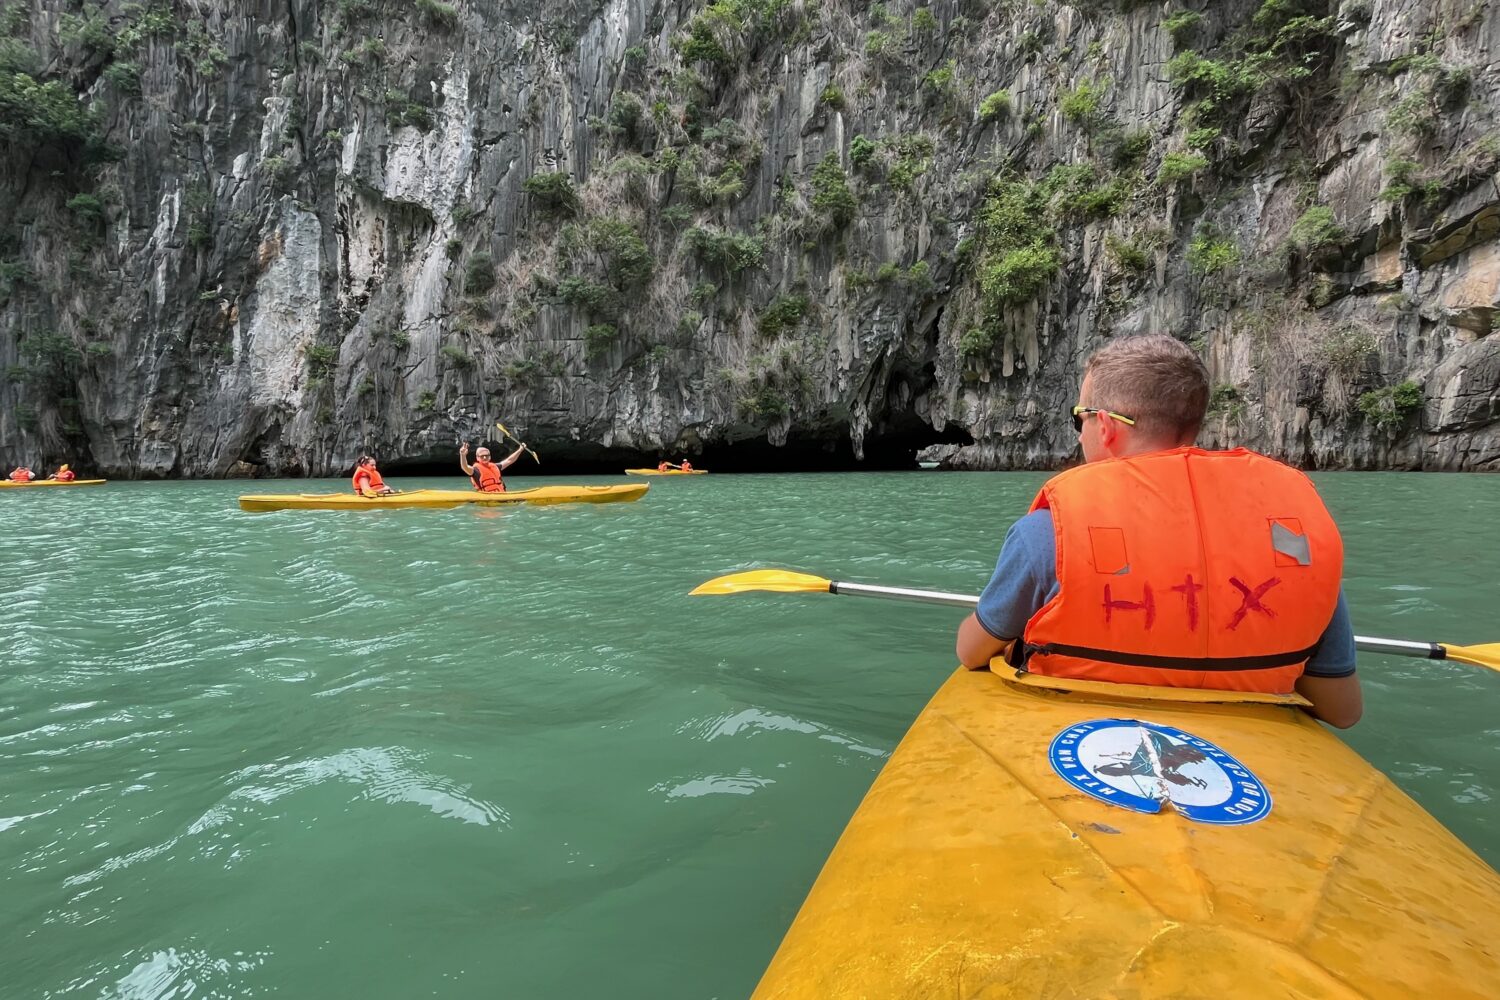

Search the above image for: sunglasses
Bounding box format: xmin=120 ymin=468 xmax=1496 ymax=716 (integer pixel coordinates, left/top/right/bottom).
xmin=1071 ymin=405 xmax=1137 ymax=433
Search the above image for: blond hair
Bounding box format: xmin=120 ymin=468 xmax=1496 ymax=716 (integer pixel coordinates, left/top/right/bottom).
xmin=1084 ymin=335 xmax=1209 ymax=441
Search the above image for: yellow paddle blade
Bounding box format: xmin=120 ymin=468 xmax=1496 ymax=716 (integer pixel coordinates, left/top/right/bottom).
xmin=1440 ymin=643 xmax=1500 ymax=675
xmin=690 ymin=570 xmax=833 ymax=596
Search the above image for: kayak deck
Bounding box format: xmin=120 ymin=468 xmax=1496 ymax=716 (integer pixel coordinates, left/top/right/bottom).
xmin=0 ymin=479 xmax=107 ymax=489
xmin=237 ymin=484 xmax=647 ymax=512
xmin=752 ymin=669 xmax=1500 ymax=998
xmin=624 ymin=468 xmax=707 ymax=476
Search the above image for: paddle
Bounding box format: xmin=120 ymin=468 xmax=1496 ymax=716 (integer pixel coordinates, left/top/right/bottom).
xmin=495 ymin=421 xmax=540 ymax=464
xmin=690 ymin=570 xmax=1500 ymax=675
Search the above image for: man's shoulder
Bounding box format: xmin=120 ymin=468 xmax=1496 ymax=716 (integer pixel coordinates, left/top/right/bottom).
xmin=1012 ymin=507 xmax=1053 ymax=532
xmin=1006 ymin=508 xmax=1055 ymax=557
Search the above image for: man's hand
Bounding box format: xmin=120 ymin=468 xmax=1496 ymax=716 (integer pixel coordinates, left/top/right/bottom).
xmin=460 ymin=442 xmax=469 ymax=458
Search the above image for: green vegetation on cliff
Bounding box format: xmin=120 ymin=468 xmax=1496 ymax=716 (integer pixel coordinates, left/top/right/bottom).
xmin=0 ymin=0 xmax=1492 ymax=472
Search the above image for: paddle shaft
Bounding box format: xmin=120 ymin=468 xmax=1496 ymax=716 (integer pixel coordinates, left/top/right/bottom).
xmin=495 ymin=422 xmax=539 ymax=463
xmin=830 ymin=580 xmax=979 ymax=609
xmin=823 ymin=580 xmax=1449 ymax=661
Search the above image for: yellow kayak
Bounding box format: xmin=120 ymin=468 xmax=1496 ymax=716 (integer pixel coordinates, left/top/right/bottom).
xmin=624 ymin=468 xmax=707 ymax=476
xmin=238 ymin=483 xmax=647 ymax=512
xmin=753 ymin=668 xmax=1500 ymax=998
xmin=0 ymin=478 xmax=107 ymax=489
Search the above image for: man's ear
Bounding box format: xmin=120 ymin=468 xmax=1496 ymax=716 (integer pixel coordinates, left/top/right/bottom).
xmin=1097 ymin=412 xmax=1122 ymax=452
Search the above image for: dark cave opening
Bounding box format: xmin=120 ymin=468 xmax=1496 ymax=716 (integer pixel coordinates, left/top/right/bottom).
xmin=384 ymin=420 xmax=975 ymax=476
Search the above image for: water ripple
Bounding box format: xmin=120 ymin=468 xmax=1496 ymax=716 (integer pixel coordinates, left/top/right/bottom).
xmin=228 ymin=747 xmax=509 ymax=827
xmin=654 ymin=771 xmax=777 ymax=799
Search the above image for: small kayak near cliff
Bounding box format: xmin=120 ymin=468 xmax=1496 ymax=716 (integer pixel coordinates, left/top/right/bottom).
xmin=623 ymin=468 xmax=708 ymax=476
xmin=238 ymin=484 xmax=648 ymax=512
xmin=0 ymin=479 xmax=108 ymax=489
xmin=750 ymin=668 xmax=1500 ymax=998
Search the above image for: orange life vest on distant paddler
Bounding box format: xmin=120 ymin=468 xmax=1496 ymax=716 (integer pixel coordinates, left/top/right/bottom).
xmin=352 ymin=466 xmax=385 ymax=494
xmin=1020 ymin=447 xmax=1343 ymax=693
xmin=471 ymin=459 xmax=504 ymax=493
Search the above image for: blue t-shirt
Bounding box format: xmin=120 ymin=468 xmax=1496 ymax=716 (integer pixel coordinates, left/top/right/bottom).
xmin=975 ymin=510 xmax=1357 ymax=678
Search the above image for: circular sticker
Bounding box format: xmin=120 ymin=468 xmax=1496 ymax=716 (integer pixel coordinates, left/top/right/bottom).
xmin=1048 ymin=719 xmax=1272 ymax=825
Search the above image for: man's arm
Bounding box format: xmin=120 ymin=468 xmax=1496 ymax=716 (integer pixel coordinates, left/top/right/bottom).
xmin=954 ymin=510 xmax=1056 ymax=670
xmin=499 ymin=443 xmax=526 ymax=469
xmin=1295 ymin=674 xmax=1362 ymax=729
xmin=1297 ymin=589 xmax=1362 ymax=729
xmin=957 ymin=614 xmax=1014 ymax=669
xmin=458 ymin=443 xmax=475 ymax=475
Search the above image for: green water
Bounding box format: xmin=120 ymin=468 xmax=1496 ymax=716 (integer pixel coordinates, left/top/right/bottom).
xmin=1 ymin=472 xmax=1496 ymax=998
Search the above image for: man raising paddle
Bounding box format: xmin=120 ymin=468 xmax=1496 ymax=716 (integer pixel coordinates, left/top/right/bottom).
xmin=459 ymin=441 xmax=527 ymax=493
xmin=955 ymin=335 xmax=1362 ymax=728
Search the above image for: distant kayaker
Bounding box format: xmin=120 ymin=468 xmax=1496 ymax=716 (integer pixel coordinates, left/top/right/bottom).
xmin=50 ymin=465 xmax=76 ymax=482
xmin=657 ymin=460 xmax=672 ymax=472
xmin=8 ymin=466 xmax=34 ymax=482
xmin=955 ymin=335 xmax=1362 ymax=729
xmin=459 ymin=441 xmax=526 ymax=493
xmin=679 ymin=459 xmax=693 ymax=472
xmin=351 ymin=455 xmax=394 ymax=497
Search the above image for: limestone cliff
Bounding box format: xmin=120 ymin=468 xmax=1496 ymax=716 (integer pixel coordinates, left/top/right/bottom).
xmin=1 ymin=0 xmax=1497 ymax=474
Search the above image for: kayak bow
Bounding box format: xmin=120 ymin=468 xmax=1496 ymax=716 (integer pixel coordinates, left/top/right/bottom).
xmin=750 ymin=669 xmax=1500 ymax=997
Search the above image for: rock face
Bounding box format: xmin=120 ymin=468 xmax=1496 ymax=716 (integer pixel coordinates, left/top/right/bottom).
xmin=1 ymin=0 xmax=1497 ymax=474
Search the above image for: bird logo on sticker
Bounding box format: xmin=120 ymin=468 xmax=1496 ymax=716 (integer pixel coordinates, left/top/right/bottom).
xmin=1048 ymin=719 xmax=1272 ymax=825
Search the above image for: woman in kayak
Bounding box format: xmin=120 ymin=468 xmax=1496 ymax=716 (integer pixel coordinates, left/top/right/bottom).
xmin=458 ymin=441 xmax=526 ymax=493
xmin=8 ymin=466 xmax=34 ymax=482
xmin=955 ymin=334 xmax=1363 ymax=729
xmin=351 ymin=455 xmax=394 ymax=496
xmin=657 ymin=460 xmax=672 ymax=472
xmin=49 ymin=465 xmax=76 ymax=481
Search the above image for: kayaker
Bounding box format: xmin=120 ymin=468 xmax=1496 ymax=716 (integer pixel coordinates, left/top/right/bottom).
xmin=8 ymin=466 xmax=34 ymax=482
xmin=679 ymin=459 xmax=693 ymax=472
xmin=657 ymin=460 xmax=672 ymax=472
xmin=50 ymin=464 xmax=76 ymax=482
xmin=351 ymin=455 xmax=394 ymax=496
xmin=955 ymin=335 xmax=1362 ymax=728
xmin=458 ymin=441 xmax=525 ymax=493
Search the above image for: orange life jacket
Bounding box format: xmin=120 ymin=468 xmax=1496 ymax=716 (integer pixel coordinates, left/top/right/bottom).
xmin=471 ymin=459 xmax=504 ymax=492
xmin=9 ymin=468 xmax=33 ymax=482
xmin=679 ymin=461 xmax=692 ymax=471
xmin=352 ymin=466 xmax=385 ymax=493
xmin=1020 ymin=447 xmax=1343 ymax=693
xmin=658 ymin=462 xmax=670 ymax=472
xmin=54 ymin=469 xmax=75 ymax=481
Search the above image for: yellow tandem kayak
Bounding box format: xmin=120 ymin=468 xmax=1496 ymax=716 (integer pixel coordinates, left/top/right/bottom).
xmin=237 ymin=483 xmax=647 ymax=512
xmin=753 ymin=668 xmax=1500 ymax=998
xmin=0 ymin=479 xmax=107 ymax=489
xmin=624 ymin=468 xmax=707 ymax=476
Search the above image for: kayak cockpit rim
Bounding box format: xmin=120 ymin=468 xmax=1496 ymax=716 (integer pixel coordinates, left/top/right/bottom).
xmin=992 ymin=667 xmax=1315 ymax=708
